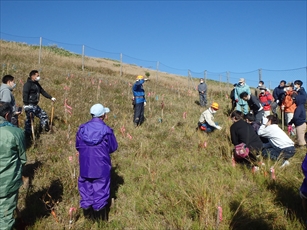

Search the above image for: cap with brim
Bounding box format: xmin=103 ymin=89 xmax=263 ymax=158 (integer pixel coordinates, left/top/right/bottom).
xmin=239 ymin=78 xmax=245 ymax=83
xmin=90 ymin=104 xmax=110 ymax=117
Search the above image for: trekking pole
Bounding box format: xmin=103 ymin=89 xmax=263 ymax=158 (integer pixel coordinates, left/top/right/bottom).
xmin=30 ymin=112 xmax=35 ymax=144
xmin=281 ymin=106 xmax=284 ymax=130
xmin=50 ymin=101 xmax=54 ymax=132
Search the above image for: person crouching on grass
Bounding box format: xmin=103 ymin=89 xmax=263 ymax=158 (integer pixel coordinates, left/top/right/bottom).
xmin=76 ymin=104 xmax=118 ymax=222
xmin=258 ymin=115 xmax=295 ymax=167
xmin=198 ymin=102 xmax=222 ymax=132
xmin=230 ymin=110 xmax=263 ymax=165
xmin=240 ymin=92 xmax=264 ymax=124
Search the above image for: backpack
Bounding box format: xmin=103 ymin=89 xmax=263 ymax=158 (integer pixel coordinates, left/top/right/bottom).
xmin=234 ymin=143 xmax=249 ymax=159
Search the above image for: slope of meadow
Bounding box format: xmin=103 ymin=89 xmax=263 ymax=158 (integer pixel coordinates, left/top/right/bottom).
xmin=1 ymin=40 xmax=306 ymax=230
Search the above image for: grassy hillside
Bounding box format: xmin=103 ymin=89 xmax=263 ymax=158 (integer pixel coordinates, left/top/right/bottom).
xmin=1 ymin=40 xmax=306 ymax=230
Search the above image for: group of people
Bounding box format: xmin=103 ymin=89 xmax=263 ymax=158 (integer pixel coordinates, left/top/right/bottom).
xmin=0 ymin=70 xmax=119 ymax=228
xmin=229 ymin=78 xmax=307 ymax=147
xmin=1 ymin=70 xmax=307 ymax=227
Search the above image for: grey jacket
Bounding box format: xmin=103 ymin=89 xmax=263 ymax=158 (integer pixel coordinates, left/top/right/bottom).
xmin=198 ymin=83 xmax=207 ymax=95
xmin=0 ymin=83 xmax=17 ymax=113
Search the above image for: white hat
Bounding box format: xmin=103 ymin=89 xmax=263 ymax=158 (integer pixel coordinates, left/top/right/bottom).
xmin=239 ymin=78 xmax=245 ymax=83
xmin=90 ymin=104 xmax=110 ymax=117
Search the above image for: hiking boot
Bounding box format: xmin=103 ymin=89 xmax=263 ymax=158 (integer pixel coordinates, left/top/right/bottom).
xmin=83 ymin=207 xmax=93 ymax=219
xmin=44 ymin=122 xmax=50 ymax=132
xmin=93 ymin=207 xmax=108 ymax=221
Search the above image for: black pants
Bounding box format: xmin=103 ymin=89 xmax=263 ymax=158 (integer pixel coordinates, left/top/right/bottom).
xmin=133 ymin=102 xmax=144 ymax=125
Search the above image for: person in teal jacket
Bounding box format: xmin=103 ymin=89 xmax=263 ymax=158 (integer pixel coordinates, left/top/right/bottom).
xmin=0 ymin=101 xmax=27 ymax=230
xmin=234 ymin=78 xmax=251 ymax=115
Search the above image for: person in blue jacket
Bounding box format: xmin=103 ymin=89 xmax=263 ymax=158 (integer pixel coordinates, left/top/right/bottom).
xmin=76 ymin=104 xmax=118 ymax=221
xmin=132 ymin=75 xmax=148 ymax=127
xmin=234 ymin=78 xmax=251 ymax=115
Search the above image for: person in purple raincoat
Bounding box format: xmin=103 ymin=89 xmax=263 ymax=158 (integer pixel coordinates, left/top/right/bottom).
xmin=76 ymin=103 xmax=118 ymax=221
xmin=300 ymin=153 xmax=307 ymax=223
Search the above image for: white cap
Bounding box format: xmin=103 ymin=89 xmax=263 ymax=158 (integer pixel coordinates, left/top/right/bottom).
xmin=90 ymin=104 xmax=110 ymax=117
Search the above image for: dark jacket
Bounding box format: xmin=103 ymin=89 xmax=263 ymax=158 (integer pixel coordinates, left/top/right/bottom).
xmin=23 ymin=78 xmax=52 ymax=105
xmin=247 ymin=94 xmax=262 ymax=114
xmin=230 ymin=119 xmax=263 ymax=152
xmin=273 ymin=86 xmax=285 ymax=105
xmin=289 ymin=94 xmax=306 ymax=127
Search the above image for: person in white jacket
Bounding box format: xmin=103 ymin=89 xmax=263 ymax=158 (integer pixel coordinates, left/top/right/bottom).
xmin=198 ymin=102 xmax=222 ymax=132
xmin=258 ymin=115 xmax=295 ymax=166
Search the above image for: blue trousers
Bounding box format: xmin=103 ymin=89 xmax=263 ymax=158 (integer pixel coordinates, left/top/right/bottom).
xmin=199 ymin=94 xmax=207 ymax=107
xmin=133 ymin=102 xmax=144 ymax=125
xmin=262 ymin=145 xmax=295 ymax=161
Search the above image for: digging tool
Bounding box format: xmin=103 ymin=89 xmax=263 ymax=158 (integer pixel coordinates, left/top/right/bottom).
xmin=30 ymin=112 xmax=35 ymax=144
xmin=281 ymin=106 xmax=284 ymax=130
xmin=50 ymin=101 xmax=54 ymax=132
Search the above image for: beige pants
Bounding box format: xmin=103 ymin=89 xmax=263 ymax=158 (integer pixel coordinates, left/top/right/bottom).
xmin=296 ymin=123 xmax=307 ymax=146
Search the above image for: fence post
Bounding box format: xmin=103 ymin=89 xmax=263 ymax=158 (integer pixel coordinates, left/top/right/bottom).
xmin=227 ymin=71 xmax=230 ymax=93
xmin=81 ymin=45 xmax=85 ymax=71
xmin=258 ymin=68 xmax=262 ymax=82
xmin=38 ymin=37 xmax=42 ymax=65
xmin=120 ymin=53 xmax=122 ymax=76
xmin=204 ymin=70 xmax=207 ymax=83
xmin=156 ymin=61 xmax=159 ymax=81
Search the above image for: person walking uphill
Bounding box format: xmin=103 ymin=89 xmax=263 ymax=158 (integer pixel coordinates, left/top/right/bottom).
xmin=23 ymin=70 xmax=56 ymax=135
xmin=234 ymin=78 xmax=251 ymax=115
xmin=76 ymin=104 xmax=118 ymax=222
xmin=132 ymin=75 xmax=148 ymax=127
xmin=0 ymin=75 xmax=21 ymax=126
xmin=0 ymin=102 xmax=27 ymax=230
xmin=198 ymin=78 xmax=207 ymax=107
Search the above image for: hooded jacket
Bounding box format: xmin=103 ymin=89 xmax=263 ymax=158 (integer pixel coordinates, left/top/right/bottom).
xmin=234 ymin=83 xmax=251 ymax=105
xmin=289 ymin=94 xmax=306 ymax=127
xmin=0 ymin=116 xmax=27 ymax=196
xmin=76 ymin=117 xmax=118 ymax=178
xmin=0 ymin=83 xmax=17 ymax=113
xmin=22 ymin=78 xmax=52 ymax=105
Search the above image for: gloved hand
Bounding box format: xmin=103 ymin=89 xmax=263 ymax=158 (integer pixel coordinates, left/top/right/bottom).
xmin=276 ymin=100 xmax=279 ymax=104
xmin=51 ymin=97 xmax=56 ymax=102
xmin=216 ymin=125 xmax=222 ymax=130
xmin=23 ymin=105 xmax=33 ymax=111
xmin=144 ymin=102 xmax=147 ymax=106
xmin=144 ymin=79 xmax=149 ymax=81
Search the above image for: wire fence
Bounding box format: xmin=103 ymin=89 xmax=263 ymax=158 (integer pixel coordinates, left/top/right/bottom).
xmin=1 ymin=31 xmax=306 ymax=90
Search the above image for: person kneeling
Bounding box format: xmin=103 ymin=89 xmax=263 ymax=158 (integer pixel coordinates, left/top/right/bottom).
xmin=258 ymin=115 xmax=295 ymax=167
xmin=198 ymin=102 xmax=222 ymax=132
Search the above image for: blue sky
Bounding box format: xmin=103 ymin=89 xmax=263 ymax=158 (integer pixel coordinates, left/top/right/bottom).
xmin=0 ymin=1 xmax=306 ymax=87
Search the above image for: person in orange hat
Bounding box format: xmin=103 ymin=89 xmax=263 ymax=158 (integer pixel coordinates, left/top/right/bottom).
xmin=198 ymin=102 xmax=222 ymax=132
xmin=132 ymin=75 xmax=148 ymax=127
